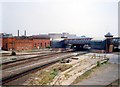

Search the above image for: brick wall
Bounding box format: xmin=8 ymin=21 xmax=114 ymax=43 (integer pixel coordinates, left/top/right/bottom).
xmin=14 ymin=39 xmax=33 ymax=51
xmin=2 ymin=37 xmax=50 ymax=51
xmin=2 ymin=37 xmax=16 ymax=50
xmin=33 ymin=39 xmax=50 ymax=49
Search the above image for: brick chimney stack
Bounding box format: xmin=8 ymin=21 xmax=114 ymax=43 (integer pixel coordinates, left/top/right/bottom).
xmin=24 ymin=30 xmax=26 ymax=36
xmin=18 ymin=30 xmax=19 ymax=37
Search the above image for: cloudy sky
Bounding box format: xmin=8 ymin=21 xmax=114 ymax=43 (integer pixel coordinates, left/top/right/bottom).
xmin=0 ymin=0 xmax=119 ymax=37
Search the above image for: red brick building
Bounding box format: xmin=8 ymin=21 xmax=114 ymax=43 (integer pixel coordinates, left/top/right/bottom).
xmin=2 ymin=37 xmax=15 ymax=50
xmin=2 ymin=35 xmax=50 ymax=51
xmin=14 ymin=37 xmax=33 ymax=51
xmin=32 ymin=35 xmax=50 ymax=49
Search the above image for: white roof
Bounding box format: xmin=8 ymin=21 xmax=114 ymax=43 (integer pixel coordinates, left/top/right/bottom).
xmin=51 ymin=38 xmax=64 ymax=41
xmin=92 ymin=37 xmax=106 ymax=41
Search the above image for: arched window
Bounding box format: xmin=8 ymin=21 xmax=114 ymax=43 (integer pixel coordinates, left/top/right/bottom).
xmin=34 ymin=43 xmax=36 ymax=47
xmin=41 ymin=43 xmax=42 ymax=48
xmin=6 ymin=43 xmax=8 ymax=49
xmin=45 ymin=42 xmax=46 ymax=48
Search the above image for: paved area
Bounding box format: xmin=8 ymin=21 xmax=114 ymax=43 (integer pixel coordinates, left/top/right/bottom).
xmin=75 ymin=54 xmax=120 ymax=86
xmin=76 ymin=64 xmax=119 ymax=85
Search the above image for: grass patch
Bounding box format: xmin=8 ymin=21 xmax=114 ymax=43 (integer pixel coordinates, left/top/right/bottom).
xmin=28 ymin=64 xmax=72 ymax=85
xmin=39 ymin=69 xmax=58 ymax=85
xmin=29 ymin=69 xmax=58 ymax=85
xmin=72 ymin=69 xmax=92 ymax=84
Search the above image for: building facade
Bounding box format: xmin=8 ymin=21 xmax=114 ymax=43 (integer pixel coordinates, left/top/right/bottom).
xmin=2 ymin=35 xmax=50 ymax=51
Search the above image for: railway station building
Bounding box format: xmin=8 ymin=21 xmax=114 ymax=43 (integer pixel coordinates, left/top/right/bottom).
xmin=49 ymin=32 xmax=120 ymax=53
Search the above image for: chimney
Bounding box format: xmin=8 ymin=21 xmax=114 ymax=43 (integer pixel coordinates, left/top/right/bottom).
xmin=24 ymin=30 xmax=26 ymax=36
xmin=18 ymin=30 xmax=19 ymax=37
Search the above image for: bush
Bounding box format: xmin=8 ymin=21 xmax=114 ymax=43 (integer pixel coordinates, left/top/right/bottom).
xmin=50 ymin=69 xmax=58 ymax=79
xmin=97 ymin=61 xmax=100 ymax=67
xmin=106 ymin=58 xmax=109 ymax=61
xmin=11 ymin=51 xmax=16 ymax=55
xmin=11 ymin=58 xmax=16 ymax=60
xmin=46 ymin=45 xmax=51 ymax=49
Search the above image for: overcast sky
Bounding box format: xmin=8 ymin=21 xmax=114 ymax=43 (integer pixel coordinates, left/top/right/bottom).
xmin=0 ymin=0 xmax=119 ymax=37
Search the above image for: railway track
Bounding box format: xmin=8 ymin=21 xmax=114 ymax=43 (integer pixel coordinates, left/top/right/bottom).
xmin=2 ymin=50 xmax=54 ymax=57
xmin=2 ymin=51 xmax=88 ymax=85
xmin=2 ymin=52 xmax=69 ymax=70
xmin=2 ymin=51 xmax=86 ymax=69
xmin=2 ymin=51 xmax=61 ymax=65
xmin=2 ymin=53 xmax=74 ymax=85
xmin=2 ymin=60 xmax=59 ymax=85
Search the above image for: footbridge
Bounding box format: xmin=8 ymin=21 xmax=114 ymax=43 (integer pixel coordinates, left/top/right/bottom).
xmin=64 ymin=37 xmax=92 ymax=50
